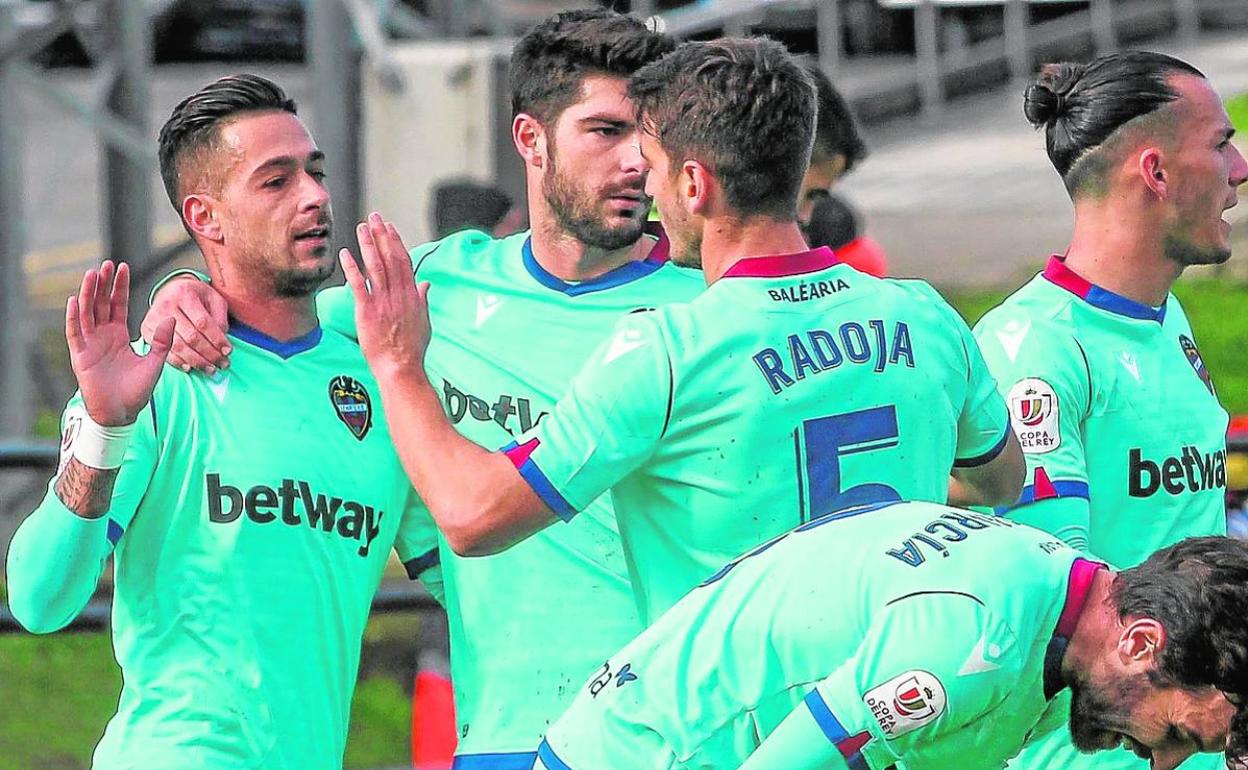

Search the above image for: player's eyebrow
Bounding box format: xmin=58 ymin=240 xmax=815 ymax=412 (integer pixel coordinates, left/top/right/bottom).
xmin=250 ymin=151 xmax=326 ymax=179
xmin=579 ymin=116 xmax=631 ymax=129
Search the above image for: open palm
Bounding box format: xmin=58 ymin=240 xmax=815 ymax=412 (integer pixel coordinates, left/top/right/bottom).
xmin=66 ymin=261 xmax=175 ymax=427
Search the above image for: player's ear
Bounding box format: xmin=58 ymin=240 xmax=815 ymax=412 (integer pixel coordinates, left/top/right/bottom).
xmin=684 ymin=160 xmax=714 ymax=217
xmin=1118 ymin=616 xmax=1166 ymax=668
xmin=513 ymin=113 xmax=547 ymax=170
xmin=1138 ymin=147 xmax=1168 ymax=198
xmin=183 ymin=193 xmax=223 ymax=243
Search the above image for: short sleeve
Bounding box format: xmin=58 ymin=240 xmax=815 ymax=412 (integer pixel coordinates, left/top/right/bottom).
xmin=974 ymin=313 xmax=1092 ymax=548
xmin=391 ymin=490 xmax=445 ymax=606
xmin=786 ymin=592 xmax=1023 ymax=769
xmin=503 ymin=313 xmax=672 ymax=521
xmin=944 ymin=306 xmax=1011 ymax=466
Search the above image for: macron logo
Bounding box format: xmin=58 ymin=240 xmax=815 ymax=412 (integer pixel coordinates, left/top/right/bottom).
xmin=994 ymin=320 xmax=1030 ymax=364
xmin=476 ymin=294 xmax=503 ymax=328
xmin=603 ymin=328 xmax=646 ymax=365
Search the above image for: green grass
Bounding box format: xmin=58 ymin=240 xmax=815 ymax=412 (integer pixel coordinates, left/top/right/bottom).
xmin=0 ymin=614 xmax=413 ymax=770
xmin=1229 ymin=93 xmax=1248 ymax=134
xmin=946 ymin=278 xmax=1248 ymax=414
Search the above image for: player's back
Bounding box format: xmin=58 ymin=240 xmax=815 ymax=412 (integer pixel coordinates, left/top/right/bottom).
xmin=615 ymin=248 xmax=1009 ymax=620
xmin=541 ymin=501 xmax=1081 ymax=770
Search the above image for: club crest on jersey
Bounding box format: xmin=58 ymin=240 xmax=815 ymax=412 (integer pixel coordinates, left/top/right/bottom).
xmin=328 ymin=375 xmax=373 ymax=440
xmin=864 ymin=670 xmax=947 ymax=737
xmin=1007 ymin=378 xmax=1060 ymax=454
xmin=1179 ymin=335 xmax=1216 ymax=396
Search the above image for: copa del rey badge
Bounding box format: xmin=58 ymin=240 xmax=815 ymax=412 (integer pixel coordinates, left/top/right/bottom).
xmin=328 ymin=375 xmax=373 ymax=441
xmin=864 ymin=670 xmax=947 ymax=737
xmin=1007 ymin=377 xmax=1060 ymax=454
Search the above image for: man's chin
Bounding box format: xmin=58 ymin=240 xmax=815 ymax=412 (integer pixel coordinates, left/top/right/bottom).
xmin=274 ymin=264 xmax=335 ymax=298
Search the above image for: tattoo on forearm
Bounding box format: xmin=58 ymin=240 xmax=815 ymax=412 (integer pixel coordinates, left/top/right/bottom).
xmin=54 ymin=458 xmax=119 ymax=519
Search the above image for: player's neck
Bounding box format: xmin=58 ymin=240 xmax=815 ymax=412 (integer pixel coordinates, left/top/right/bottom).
xmin=1061 ymin=568 xmax=1119 ymax=685
xmin=209 ymin=268 xmax=320 ymax=341
xmin=1064 ymin=205 xmax=1181 ymax=308
xmin=529 ymin=220 xmax=653 ymax=282
xmin=701 ymin=218 xmax=811 ymax=285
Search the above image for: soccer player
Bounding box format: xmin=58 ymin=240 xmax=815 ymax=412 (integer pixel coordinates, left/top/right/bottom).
xmin=4 ymin=76 xmax=437 ymax=767
xmin=532 ymin=501 xmax=1248 ymax=770
xmin=973 ymin=52 xmax=1248 ymax=770
xmin=340 ymin=38 xmax=1024 ymax=626
xmin=138 ymin=11 xmax=702 ymax=767
xmin=797 ymin=60 xmax=888 ymax=277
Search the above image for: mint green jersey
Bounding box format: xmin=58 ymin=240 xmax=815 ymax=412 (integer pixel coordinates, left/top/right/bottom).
xmin=508 ymin=247 xmax=1011 ymax=623
xmin=5 ymin=325 xmax=431 ymax=769
xmin=537 ymin=501 xmax=1094 ymax=770
xmin=974 ymin=256 xmax=1228 ymax=770
xmin=318 ymin=229 xmax=704 ymax=766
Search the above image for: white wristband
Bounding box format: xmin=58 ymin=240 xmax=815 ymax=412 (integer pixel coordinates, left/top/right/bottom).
xmin=71 ymin=413 xmax=137 ymax=470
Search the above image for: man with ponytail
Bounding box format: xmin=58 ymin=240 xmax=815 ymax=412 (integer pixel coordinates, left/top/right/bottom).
xmin=974 ymin=51 xmax=1247 ymax=770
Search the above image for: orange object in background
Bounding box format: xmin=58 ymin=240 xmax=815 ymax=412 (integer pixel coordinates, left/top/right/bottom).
xmin=412 ymin=670 xmax=457 ymax=770
xmin=835 ymin=235 xmax=889 ymax=278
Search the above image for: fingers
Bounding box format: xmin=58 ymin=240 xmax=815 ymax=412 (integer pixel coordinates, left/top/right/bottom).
xmin=340 ymin=247 xmax=369 ymax=300
xmin=110 ymin=262 xmax=131 ymax=330
xmin=204 ymin=291 xmax=232 ymax=358
xmin=356 ymin=221 xmax=385 ymax=293
xmin=181 ymin=299 xmax=231 ymax=367
xmin=65 ymin=296 xmax=84 ymax=355
xmin=147 ymin=317 xmax=177 ymax=361
xmin=78 ymin=268 xmax=99 ymax=334
xmin=173 ymin=309 xmax=224 ymax=375
xmin=94 ymin=261 xmax=115 ymax=326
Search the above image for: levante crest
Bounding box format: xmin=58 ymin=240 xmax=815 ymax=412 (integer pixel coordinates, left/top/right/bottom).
xmin=1179 ymin=335 xmax=1216 ymax=397
xmin=329 ymin=375 xmax=373 ymax=440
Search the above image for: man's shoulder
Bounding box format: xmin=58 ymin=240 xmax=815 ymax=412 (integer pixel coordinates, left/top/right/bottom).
xmin=412 ymin=229 xmax=525 ymax=283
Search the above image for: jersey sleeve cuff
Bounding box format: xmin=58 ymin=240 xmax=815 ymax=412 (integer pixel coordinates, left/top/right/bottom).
xmin=402 ymin=547 xmax=440 ymax=581
xmin=953 ymin=426 xmax=1011 ymax=468
xmin=501 ymin=440 xmax=579 ymax=522
xmin=804 ymin=690 xmax=873 ymax=770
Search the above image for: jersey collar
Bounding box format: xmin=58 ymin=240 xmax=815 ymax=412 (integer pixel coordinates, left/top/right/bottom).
xmin=721 ymin=246 xmax=840 ymax=279
xmin=522 ymin=234 xmax=667 ymax=297
xmin=1043 ymin=256 xmax=1167 ymax=323
xmin=228 ymin=319 xmax=323 ymax=359
xmin=1044 ymin=558 xmax=1108 ymax=700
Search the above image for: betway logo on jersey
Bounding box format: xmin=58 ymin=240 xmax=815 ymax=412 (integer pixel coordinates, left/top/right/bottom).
xmin=206 ymin=474 xmax=384 ymax=556
xmin=1128 ymin=446 xmax=1227 ymax=498
xmin=442 ymin=379 xmax=547 ymax=436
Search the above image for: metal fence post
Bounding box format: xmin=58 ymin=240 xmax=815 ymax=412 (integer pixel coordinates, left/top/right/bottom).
xmin=816 ymin=0 xmax=842 ymax=80
xmin=102 ymin=0 xmax=152 ymax=331
xmin=308 ymin=0 xmax=362 ymax=255
xmin=1005 ymin=0 xmax=1030 ymax=83
xmin=915 ymin=0 xmax=942 ymax=120
xmin=0 ymin=1 xmax=34 ymax=439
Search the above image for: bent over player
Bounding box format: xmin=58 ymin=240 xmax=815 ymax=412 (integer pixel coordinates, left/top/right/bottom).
xmin=536 ymin=501 xmax=1248 ymax=770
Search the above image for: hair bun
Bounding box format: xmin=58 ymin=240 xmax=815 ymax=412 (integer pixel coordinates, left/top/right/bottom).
xmin=1023 ymin=83 xmax=1065 ymax=127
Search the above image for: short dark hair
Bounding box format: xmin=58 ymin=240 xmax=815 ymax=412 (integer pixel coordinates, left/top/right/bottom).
xmin=804 ymin=59 xmax=867 ymax=173
xmin=1112 ymin=536 xmax=1248 ymax=760
xmin=629 ymin=37 xmax=816 ymax=220
xmin=1023 ymin=51 xmax=1204 ymax=197
xmin=509 ymin=8 xmax=674 ymax=125
xmin=158 ymin=74 xmax=297 ymax=213
xmin=432 ymin=179 xmax=514 ymax=238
